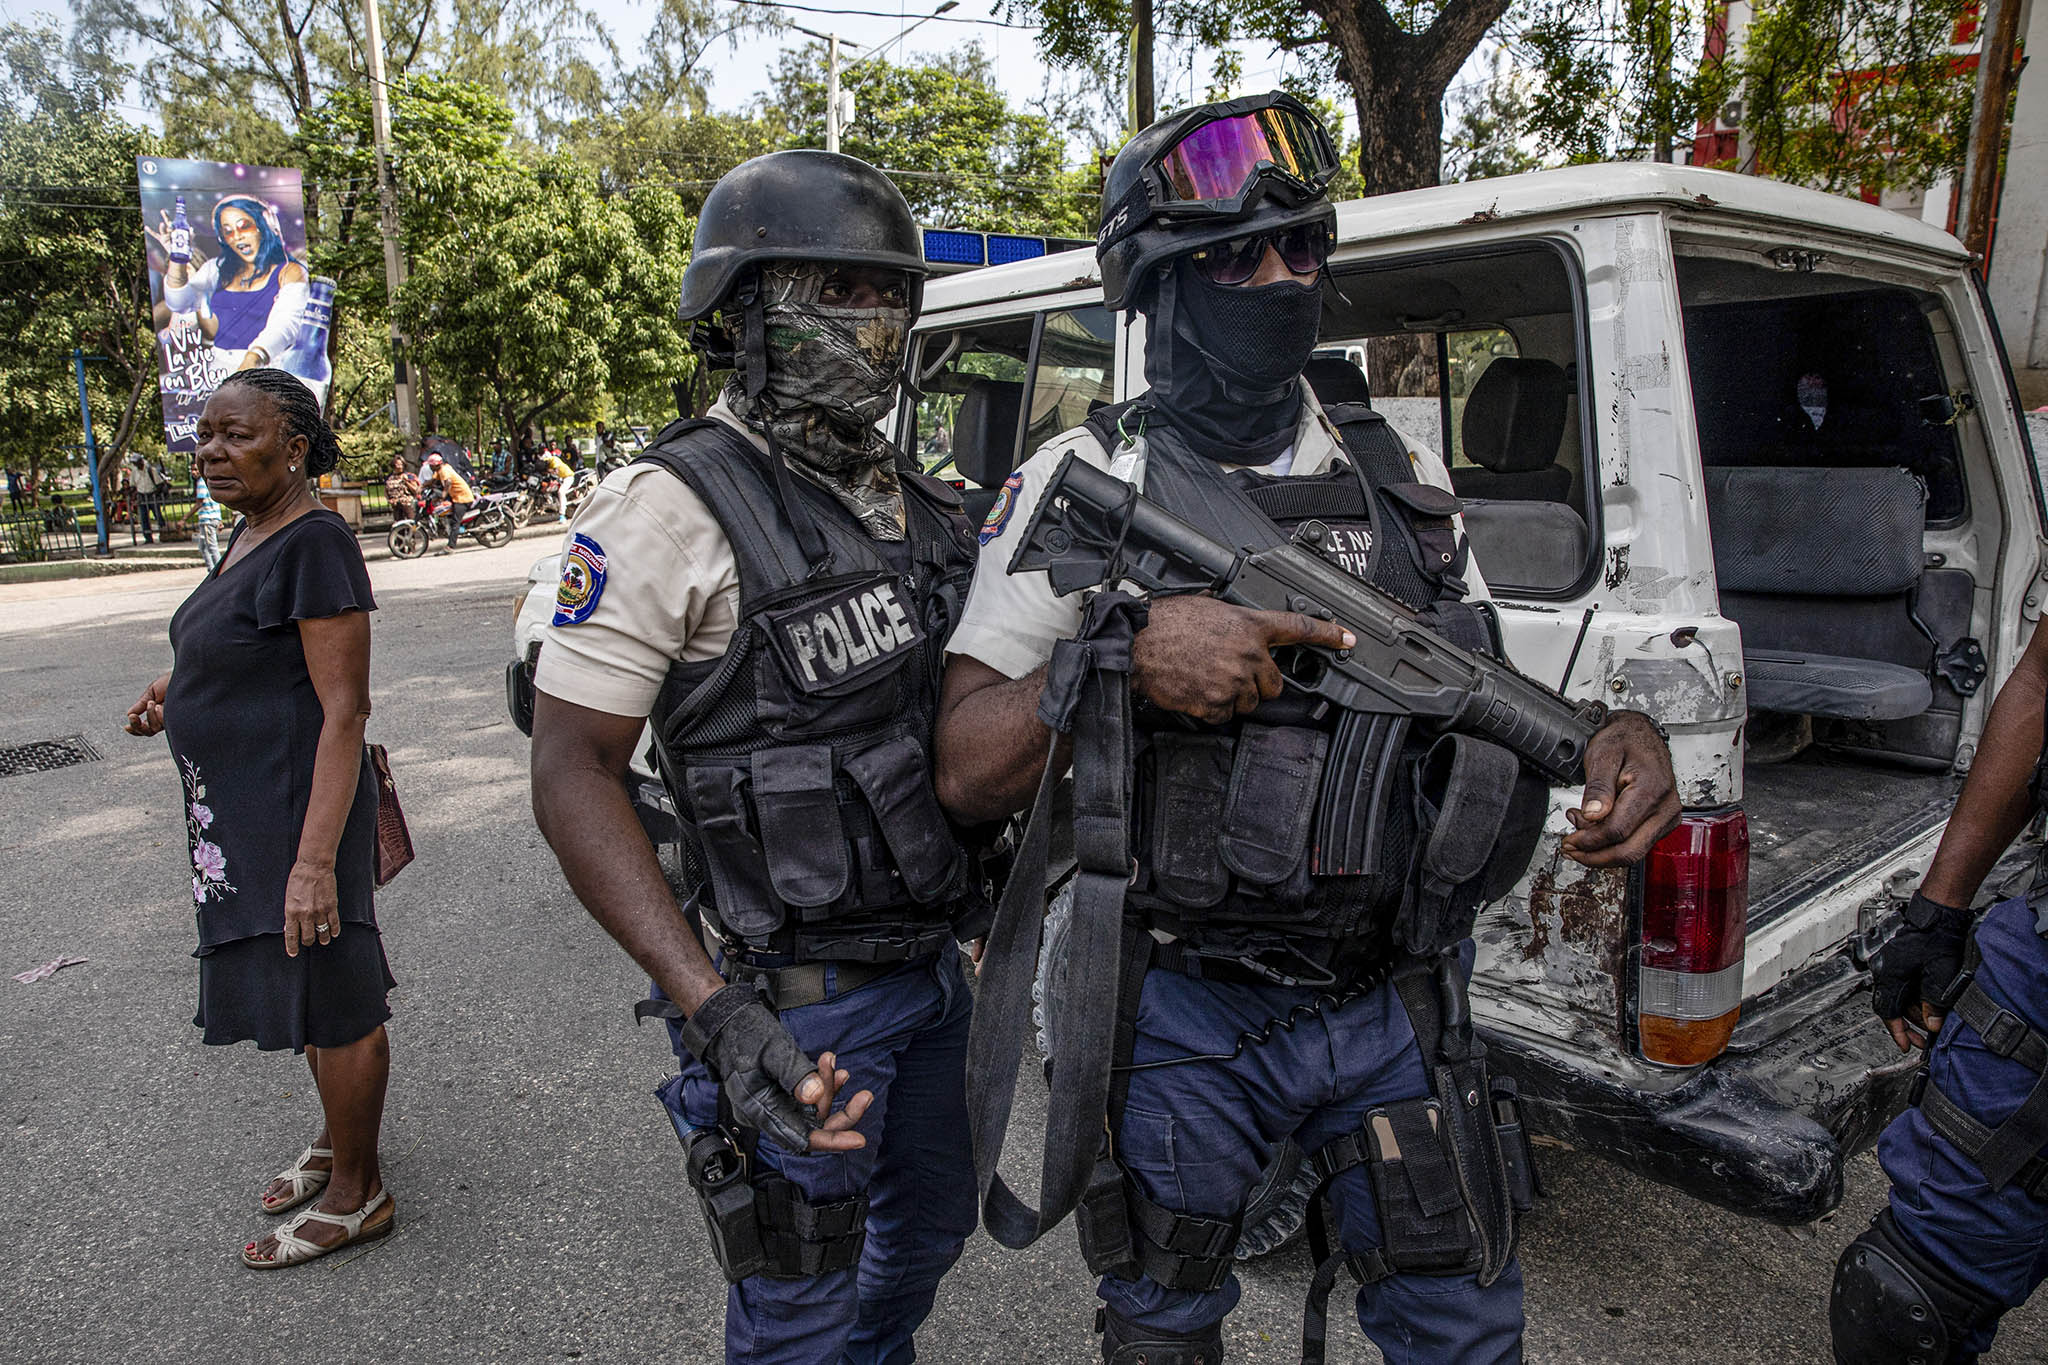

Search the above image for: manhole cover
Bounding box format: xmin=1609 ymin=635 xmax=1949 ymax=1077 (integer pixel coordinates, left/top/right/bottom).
xmin=0 ymin=735 xmax=104 ymax=778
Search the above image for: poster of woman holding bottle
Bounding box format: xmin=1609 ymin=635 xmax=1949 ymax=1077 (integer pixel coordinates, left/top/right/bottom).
xmin=136 ymin=157 xmax=335 ymax=452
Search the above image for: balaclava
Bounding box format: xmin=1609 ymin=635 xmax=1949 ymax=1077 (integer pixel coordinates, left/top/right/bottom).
xmin=1142 ymin=254 xmax=1325 ymax=466
xmin=724 ymin=262 xmax=912 ymax=540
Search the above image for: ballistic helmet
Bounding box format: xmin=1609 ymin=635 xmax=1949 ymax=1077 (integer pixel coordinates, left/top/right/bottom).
xmin=677 ymin=150 xmax=929 ymax=322
xmin=1096 ymin=91 xmax=1340 ymax=311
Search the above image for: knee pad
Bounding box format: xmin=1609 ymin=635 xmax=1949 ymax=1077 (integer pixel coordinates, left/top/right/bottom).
xmin=1829 ymin=1211 xmax=1999 ymax=1365
xmin=1098 ymin=1307 xmax=1224 ymax=1365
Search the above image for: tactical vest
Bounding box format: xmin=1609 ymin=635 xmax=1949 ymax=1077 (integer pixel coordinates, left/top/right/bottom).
xmin=637 ymin=418 xmax=984 ymax=965
xmin=1092 ymin=399 xmax=1549 ymax=979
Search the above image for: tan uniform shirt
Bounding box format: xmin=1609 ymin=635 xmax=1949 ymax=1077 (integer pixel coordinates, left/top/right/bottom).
xmin=532 ymin=400 xmax=762 ymax=719
xmin=948 ymin=391 xmax=1481 ymax=680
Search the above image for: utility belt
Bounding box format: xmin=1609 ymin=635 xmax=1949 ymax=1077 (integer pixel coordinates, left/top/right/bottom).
xmin=1072 ymin=943 xmax=1542 ymax=1365
xmin=679 ymin=1122 xmax=869 ymax=1282
xmin=1909 ymin=932 xmax=2048 ymax=1198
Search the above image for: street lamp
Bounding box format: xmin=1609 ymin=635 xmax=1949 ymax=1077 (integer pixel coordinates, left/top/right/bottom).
xmin=795 ymin=0 xmax=958 ymax=155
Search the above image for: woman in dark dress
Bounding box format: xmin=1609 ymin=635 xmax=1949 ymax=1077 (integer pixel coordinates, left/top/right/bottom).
xmin=124 ymin=368 xmax=397 ymax=1268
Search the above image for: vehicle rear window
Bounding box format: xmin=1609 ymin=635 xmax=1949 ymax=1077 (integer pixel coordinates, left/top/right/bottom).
xmin=1676 ymin=261 xmax=1966 ymax=524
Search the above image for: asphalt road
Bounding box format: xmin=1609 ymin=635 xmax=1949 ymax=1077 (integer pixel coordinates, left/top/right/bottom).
xmin=2 ymin=536 xmax=2043 ymax=1363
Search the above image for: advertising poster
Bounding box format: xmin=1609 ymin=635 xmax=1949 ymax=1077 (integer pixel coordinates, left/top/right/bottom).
xmin=136 ymin=157 xmax=335 ymax=451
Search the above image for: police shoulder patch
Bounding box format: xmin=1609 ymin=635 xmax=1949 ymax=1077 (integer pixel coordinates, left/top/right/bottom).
xmin=979 ymin=471 xmax=1025 ymax=546
xmin=552 ymin=533 xmax=608 ymax=626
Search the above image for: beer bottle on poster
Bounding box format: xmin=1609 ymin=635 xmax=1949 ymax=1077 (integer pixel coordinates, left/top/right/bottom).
xmin=169 ymin=195 xmax=191 ymax=264
xmin=296 ymin=278 xmax=335 ymax=387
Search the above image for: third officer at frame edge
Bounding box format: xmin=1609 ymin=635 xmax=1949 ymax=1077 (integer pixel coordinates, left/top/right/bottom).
xmin=936 ymin=92 xmax=1682 ymax=1363
xmin=530 ymin=150 xmax=989 ymax=1363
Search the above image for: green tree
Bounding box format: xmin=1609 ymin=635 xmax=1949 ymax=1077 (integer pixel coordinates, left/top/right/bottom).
xmin=397 ymin=160 xmax=692 ymax=444
xmin=0 ymin=21 xmax=160 ymax=496
xmin=1731 ymin=0 xmax=1976 ymax=193
xmin=1443 ymin=50 xmax=1550 ymax=179
xmin=771 ymin=42 xmax=1100 ymax=234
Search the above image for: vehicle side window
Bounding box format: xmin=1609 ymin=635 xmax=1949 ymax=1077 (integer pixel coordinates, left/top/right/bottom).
xmin=908 ymin=305 xmax=1115 ymax=498
xmin=1320 ymin=243 xmax=1596 ymax=597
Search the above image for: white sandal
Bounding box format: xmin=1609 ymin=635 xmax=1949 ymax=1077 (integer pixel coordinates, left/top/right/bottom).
xmin=242 ymin=1188 xmax=394 ymax=1269
xmin=259 ymin=1145 xmax=333 ymax=1215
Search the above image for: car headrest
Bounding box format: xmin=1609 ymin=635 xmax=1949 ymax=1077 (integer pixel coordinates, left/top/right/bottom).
xmin=1304 ymin=356 xmax=1371 ymax=407
xmin=952 ymin=378 xmax=1023 ymax=489
xmin=1463 ymin=357 xmax=1569 ymax=474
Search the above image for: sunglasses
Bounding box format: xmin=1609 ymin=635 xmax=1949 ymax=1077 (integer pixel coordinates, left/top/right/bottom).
xmin=1188 ymin=222 xmax=1335 ymax=286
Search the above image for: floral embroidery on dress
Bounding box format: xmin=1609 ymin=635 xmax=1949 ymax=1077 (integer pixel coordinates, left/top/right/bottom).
xmin=180 ymin=755 xmax=236 ymax=904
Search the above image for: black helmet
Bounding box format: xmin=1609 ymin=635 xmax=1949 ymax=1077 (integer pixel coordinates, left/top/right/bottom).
xmin=1096 ymin=91 xmax=1340 ymax=311
xmin=678 ymin=149 xmax=929 ymax=321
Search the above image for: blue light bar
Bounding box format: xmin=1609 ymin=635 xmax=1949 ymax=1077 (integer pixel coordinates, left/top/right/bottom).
xmin=922 ymin=229 xmax=985 ymax=266
xmin=986 ymin=234 xmax=1049 ymax=266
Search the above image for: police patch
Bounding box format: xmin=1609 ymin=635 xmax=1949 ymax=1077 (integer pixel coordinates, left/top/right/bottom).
xmin=979 ymin=472 xmax=1024 ymax=545
xmin=761 ymin=573 xmax=927 ymax=697
xmin=552 ymin=533 xmax=608 ymax=626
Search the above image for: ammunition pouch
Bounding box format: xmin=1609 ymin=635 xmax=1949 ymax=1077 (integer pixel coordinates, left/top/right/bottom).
xmin=681 ymin=1124 xmax=870 ymax=1283
xmin=1075 ymin=1149 xmax=1241 ymax=1293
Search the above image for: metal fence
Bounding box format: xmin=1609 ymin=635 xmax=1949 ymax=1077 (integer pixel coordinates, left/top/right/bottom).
xmin=0 ymin=506 xmax=86 ymax=562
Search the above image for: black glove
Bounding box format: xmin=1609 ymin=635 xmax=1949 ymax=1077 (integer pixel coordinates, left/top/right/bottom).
xmin=680 ymin=983 xmax=824 ymax=1154
xmin=1871 ymin=890 xmax=1974 ymax=1025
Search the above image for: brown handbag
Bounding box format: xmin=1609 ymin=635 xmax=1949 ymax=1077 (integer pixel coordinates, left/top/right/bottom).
xmin=368 ymin=743 xmax=415 ymax=887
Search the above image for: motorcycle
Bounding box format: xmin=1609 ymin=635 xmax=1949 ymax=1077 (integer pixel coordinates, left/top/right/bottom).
xmin=388 ymin=494 xmax=516 ymax=559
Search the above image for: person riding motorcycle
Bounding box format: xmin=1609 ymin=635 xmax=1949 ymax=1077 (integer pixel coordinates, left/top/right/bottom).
xmin=423 ymin=453 xmax=474 ymax=555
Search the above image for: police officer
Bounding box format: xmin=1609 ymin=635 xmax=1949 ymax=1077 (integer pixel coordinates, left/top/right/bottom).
xmin=530 ymin=149 xmax=985 ymax=1364
xmin=1833 ymin=617 xmax=2048 ymax=1363
xmin=934 ymin=93 xmax=1680 ymax=1363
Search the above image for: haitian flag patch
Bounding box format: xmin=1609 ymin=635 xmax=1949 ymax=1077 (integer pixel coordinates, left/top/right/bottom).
xmin=979 ymin=471 xmax=1024 ymax=545
xmin=552 ymin=533 xmax=608 ymax=625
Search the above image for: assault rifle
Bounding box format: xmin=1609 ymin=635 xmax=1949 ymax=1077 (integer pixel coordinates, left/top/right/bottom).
xmin=1009 ymin=453 xmax=1609 ymax=787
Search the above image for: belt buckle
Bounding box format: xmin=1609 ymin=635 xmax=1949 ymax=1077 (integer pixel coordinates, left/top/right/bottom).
xmin=1980 ymin=1008 xmax=2030 ymax=1059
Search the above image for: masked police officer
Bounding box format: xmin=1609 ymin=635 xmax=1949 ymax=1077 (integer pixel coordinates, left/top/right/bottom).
xmin=1831 ymin=617 xmax=2048 ymax=1362
xmin=530 ymin=150 xmax=985 ymax=1364
xmin=934 ymin=94 xmax=1681 ymax=1363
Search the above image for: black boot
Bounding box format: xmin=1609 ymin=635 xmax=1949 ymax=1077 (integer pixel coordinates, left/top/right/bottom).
xmin=1098 ymin=1307 xmax=1224 ymax=1365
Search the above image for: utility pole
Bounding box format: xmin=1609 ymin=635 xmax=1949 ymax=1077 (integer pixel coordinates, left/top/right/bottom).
xmin=798 ymin=4 xmax=953 ymax=155
xmin=1961 ymin=0 xmax=2025 ymax=264
xmin=1132 ymin=0 xmax=1155 ymax=131
xmin=827 ymin=34 xmax=843 ymax=152
xmin=72 ymin=348 xmax=109 ymax=557
xmin=362 ymin=0 xmax=420 ymax=458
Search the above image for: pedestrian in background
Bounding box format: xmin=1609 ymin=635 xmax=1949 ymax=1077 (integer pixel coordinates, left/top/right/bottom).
xmin=123 ymin=366 xmax=398 ymax=1270
xmin=6 ymin=466 xmax=22 ymax=512
xmin=193 ymin=474 xmax=224 ymax=571
xmin=132 ymin=453 xmax=167 ymax=543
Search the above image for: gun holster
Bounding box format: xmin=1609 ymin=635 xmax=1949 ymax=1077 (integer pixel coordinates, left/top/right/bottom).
xmin=681 ymin=1123 xmax=871 ymax=1283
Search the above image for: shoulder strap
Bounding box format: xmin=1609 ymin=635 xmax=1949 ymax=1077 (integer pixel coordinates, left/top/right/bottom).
xmin=1139 ymin=426 xmax=1289 ymax=555
xmin=1322 ymin=401 xmax=1415 ymax=487
xmin=634 ymin=421 xmax=889 ymax=612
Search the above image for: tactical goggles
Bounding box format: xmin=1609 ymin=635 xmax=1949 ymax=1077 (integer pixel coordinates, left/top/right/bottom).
xmin=1188 ymin=221 xmax=1336 ymax=285
xmin=1151 ymin=99 xmax=1339 ymax=216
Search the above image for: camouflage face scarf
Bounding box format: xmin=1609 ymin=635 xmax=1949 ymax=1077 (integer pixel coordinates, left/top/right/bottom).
xmin=726 ymin=263 xmax=911 ymax=540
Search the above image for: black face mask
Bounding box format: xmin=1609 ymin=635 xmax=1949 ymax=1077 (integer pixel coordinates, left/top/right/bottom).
xmin=1142 ymin=257 xmax=1325 ymax=465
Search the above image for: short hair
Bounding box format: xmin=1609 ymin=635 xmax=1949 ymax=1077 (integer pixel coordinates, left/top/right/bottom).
xmin=217 ymin=369 xmax=340 ymax=476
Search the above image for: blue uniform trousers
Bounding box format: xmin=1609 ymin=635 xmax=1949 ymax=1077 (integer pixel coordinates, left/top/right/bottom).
xmin=1877 ymin=893 xmax=2048 ymax=1360
xmin=657 ymin=952 xmax=978 ymax=1365
xmin=1100 ymin=943 xmax=1524 ymax=1364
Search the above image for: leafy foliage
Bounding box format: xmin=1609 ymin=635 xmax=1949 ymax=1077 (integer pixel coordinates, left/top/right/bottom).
xmin=771 ymin=42 xmax=1100 ymax=234
xmin=0 ymin=20 xmax=160 ymax=487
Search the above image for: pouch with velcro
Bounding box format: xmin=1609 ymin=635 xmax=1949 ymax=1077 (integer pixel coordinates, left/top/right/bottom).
xmin=1399 ymin=734 xmax=1520 ymax=956
xmin=750 ymin=745 xmax=850 ymax=914
xmin=1491 ymin=1077 xmax=1542 ymax=1214
xmin=684 ymin=763 xmax=785 ymax=940
xmin=1362 ymin=1098 xmax=1480 ymax=1275
xmin=1147 ymin=736 xmax=1233 ymax=910
xmin=1218 ymin=724 xmax=1328 ymax=893
xmin=842 ymin=733 xmax=964 ymax=904
xmin=1378 ymin=481 xmax=1468 ymax=590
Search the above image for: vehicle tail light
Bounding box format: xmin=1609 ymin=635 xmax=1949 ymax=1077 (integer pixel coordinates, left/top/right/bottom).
xmin=1637 ymin=809 xmax=1748 ymax=1066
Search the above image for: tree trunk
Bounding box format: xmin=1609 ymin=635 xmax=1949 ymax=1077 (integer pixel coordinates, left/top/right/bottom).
xmin=1309 ymin=0 xmax=1512 ymax=195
